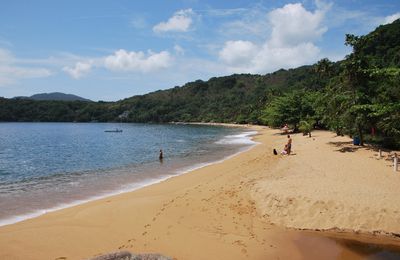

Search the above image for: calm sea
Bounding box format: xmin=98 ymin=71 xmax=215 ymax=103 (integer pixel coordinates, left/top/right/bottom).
xmin=0 ymin=123 xmax=256 ymax=226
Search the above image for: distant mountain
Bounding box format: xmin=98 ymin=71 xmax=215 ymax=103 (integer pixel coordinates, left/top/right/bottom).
xmin=14 ymin=92 xmax=92 ymax=102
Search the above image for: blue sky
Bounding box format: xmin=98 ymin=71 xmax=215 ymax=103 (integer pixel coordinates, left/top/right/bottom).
xmin=0 ymin=0 xmax=399 ymax=101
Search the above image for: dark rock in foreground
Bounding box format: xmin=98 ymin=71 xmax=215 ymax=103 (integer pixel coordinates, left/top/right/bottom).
xmin=89 ymin=251 xmax=172 ymax=260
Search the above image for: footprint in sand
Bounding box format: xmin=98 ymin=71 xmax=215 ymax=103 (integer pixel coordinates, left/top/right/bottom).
xmin=55 ymin=257 xmax=67 ymax=260
xmin=232 ymin=240 xmax=248 ymax=255
xmin=233 ymin=240 xmax=246 ymax=247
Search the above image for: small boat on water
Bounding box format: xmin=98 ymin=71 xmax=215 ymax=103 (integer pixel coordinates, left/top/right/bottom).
xmin=104 ymin=128 xmax=123 ymax=133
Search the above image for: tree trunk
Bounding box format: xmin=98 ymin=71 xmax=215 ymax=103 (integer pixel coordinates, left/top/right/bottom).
xmin=357 ymin=124 xmax=364 ymax=146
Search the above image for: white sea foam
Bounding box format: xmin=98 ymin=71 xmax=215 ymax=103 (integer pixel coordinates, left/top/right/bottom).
xmin=0 ymin=129 xmax=260 ymax=227
xmin=0 ymin=178 xmax=169 ymax=227
xmin=215 ymin=131 xmax=258 ymax=145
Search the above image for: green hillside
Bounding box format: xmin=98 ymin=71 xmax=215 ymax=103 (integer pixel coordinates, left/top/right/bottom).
xmin=0 ymin=19 xmax=399 ymax=147
xmin=118 ymin=66 xmax=330 ymax=124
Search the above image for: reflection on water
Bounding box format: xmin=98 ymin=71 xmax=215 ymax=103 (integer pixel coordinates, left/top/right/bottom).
xmin=337 ymin=238 xmax=400 ymax=260
xmin=295 ymin=232 xmax=400 ymax=259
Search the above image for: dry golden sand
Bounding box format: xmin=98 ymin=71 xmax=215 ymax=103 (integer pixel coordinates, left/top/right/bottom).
xmin=252 ymin=130 xmax=400 ymax=235
xmin=0 ymin=127 xmax=399 ymax=260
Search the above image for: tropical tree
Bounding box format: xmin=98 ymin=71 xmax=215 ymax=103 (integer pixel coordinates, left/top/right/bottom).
xmin=260 ymin=90 xmax=320 ymax=131
xmin=315 ymin=58 xmax=334 ymax=78
xmin=340 ymin=34 xmax=373 ymax=145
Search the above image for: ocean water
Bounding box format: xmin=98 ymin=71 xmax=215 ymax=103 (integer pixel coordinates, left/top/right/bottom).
xmin=0 ymin=123 xmax=256 ymax=226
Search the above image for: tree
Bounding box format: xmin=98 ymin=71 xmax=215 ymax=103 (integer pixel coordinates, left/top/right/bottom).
xmin=261 ymin=90 xmax=320 ymax=131
xmin=341 ymin=34 xmax=373 ymax=145
xmin=315 ymin=58 xmax=334 ymax=78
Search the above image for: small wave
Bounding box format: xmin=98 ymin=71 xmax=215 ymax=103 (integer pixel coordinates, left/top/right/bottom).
xmin=215 ymin=131 xmax=258 ymax=145
xmin=0 ymin=177 xmax=170 ymax=227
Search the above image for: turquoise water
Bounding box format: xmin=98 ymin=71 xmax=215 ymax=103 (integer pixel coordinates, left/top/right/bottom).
xmin=0 ymin=123 xmax=256 ymax=225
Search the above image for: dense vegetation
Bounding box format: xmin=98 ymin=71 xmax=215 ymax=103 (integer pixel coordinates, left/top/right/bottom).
xmin=262 ymin=20 xmax=400 ymax=148
xmin=19 ymin=92 xmax=92 ymax=102
xmin=1 ymin=19 xmax=399 ymax=148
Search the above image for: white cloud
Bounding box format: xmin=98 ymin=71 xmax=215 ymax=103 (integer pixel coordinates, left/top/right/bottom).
xmin=0 ymin=48 xmax=14 ymax=63
xmin=104 ymin=49 xmax=172 ymax=72
xmin=0 ymin=66 xmax=51 ymax=86
xmin=268 ymin=3 xmax=327 ymax=47
xmin=383 ymin=12 xmax=400 ymax=25
xmin=0 ymin=48 xmax=52 ymax=86
xmin=252 ymin=42 xmax=320 ymax=72
xmin=63 ymin=61 xmax=92 ymax=79
xmin=218 ymin=12 xmax=270 ymax=39
xmin=218 ymin=3 xmax=327 ymax=74
xmin=206 ymin=8 xmax=248 ymax=17
xmin=174 ymin=44 xmax=185 ymax=55
xmin=153 ymin=9 xmax=194 ymax=33
xmin=219 ymin=41 xmax=320 ymax=74
xmin=219 ymin=40 xmax=258 ymax=66
xmin=61 ymin=48 xmax=175 ymax=79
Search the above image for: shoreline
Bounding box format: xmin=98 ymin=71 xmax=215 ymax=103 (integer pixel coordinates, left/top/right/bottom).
xmin=1 ymin=126 xmax=400 ymax=259
xmin=0 ymin=126 xmax=258 ymax=228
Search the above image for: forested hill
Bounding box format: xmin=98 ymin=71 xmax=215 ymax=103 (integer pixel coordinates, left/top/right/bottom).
xmin=118 ymin=65 xmax=335 ymax=123
xmin=0 ymin=64 xmax=335 ymax=123
xmin=114 ymin=20 xmax=399 ymax=125
xmin=0 ymin=19 xmax=399 ymax=147
xmin=353 ymin=19 xmax=400 ymax=67
xmin=14 ymin=92 xmax=92 ymax=102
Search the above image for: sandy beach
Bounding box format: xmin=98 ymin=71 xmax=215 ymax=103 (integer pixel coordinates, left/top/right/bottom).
xmin=1 ymin=126 xmax=400 ymax=260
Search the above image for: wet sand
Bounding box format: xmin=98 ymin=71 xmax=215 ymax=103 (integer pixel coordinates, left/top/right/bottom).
xmin=0 ymin=127 xmax=399 ymax=259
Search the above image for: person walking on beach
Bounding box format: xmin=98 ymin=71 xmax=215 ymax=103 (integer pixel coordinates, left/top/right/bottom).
xmin=286 ymin=135 xmax=292 ymax=155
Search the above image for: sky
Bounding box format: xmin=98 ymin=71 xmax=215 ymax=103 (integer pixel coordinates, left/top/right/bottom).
xmin=0 ymin=0 xmax=399 ymax=101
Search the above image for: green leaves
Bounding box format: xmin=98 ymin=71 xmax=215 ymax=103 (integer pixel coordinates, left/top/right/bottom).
xmin=260 ymin=90 xmax=320 ymax=131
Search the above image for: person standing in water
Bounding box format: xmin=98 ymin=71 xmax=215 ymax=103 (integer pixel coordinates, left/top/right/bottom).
xmin=159 ymin=149 xmax=163 ymax=161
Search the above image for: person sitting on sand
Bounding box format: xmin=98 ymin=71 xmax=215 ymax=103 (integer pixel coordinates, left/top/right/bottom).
xmin=281 ymin=145 xmax=288 ymax=155
xmin=281 ymin=124 xmax=289 ymax=134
